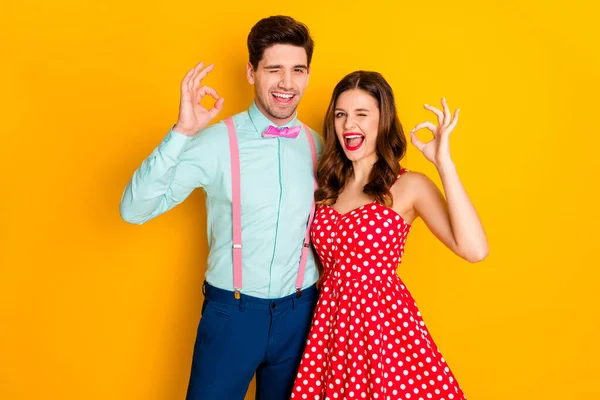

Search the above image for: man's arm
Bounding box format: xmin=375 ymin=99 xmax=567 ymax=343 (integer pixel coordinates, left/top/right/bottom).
xmin=119 ymin=130 xmax=202 ymax=224
xmin=119 ymin=61 xmax=224 ymax=224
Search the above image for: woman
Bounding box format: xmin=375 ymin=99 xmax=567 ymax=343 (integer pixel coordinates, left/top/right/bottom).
xmin=291 ymin=71 xmax=488 ymax=400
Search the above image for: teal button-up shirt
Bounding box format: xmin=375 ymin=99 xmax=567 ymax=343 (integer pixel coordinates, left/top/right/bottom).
xmin=120 ymin=101 xmax=323 ymax=298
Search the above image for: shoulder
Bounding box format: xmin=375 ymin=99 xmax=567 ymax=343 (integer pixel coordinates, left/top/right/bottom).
xmin=229 ymin=110 xmax=252 ymax=130
xmin=299 ymin=121 xmax=324 ymax=155
xmin=392 ymin=169 xmax=431 ymax=187
xmin=303 ymin=123 xmax=323 ymax=143
xmin=390 ymin=169 xmax=437 ymax=199
xmin=188 ymin=110 xmax=250 ymax=148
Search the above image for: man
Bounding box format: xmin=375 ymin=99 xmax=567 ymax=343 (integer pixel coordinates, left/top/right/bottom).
xmin=119 ymin=15 xmax=322 ymax=400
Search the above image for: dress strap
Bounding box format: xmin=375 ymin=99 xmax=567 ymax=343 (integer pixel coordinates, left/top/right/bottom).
xmin=395 ymin=167 xmax=409 ymax=181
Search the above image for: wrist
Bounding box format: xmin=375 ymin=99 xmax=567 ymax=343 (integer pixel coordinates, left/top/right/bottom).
xmin=172 ymin=124 xmax=197 ymax=137
xmin=435 ymin=159 xmax=456 ymax=174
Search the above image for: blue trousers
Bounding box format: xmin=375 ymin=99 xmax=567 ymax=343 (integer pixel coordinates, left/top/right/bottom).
xmin=185 ymin=282 xmax=319 ymax=400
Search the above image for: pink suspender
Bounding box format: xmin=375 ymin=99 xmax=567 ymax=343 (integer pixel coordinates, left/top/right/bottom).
xmin=297 ymin=124 xmax=318 ymax=297
xmin=224 ymin=118 xmax=243 ymax=298
xmin=224 ymin=117 xmax=318 ymax=299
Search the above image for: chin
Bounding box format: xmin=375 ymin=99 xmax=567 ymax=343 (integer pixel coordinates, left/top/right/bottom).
xmin=343 ymin=151 xmax=364 ymax=162
xmin=268 ymin=108 xmax=296 ymax=120
xmin=344 ymin=149 xmax=378 ymax=164
xmin=270 ymin=103 xmax=297 ymax=118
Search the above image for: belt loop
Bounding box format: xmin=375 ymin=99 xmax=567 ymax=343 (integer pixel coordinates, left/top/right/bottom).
xmin=291 ymin=293 xmax=296 ymax=309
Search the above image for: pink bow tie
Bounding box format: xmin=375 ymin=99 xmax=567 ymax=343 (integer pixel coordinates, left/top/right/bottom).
xmin=262 ymin=125 xmax=301 ymax=139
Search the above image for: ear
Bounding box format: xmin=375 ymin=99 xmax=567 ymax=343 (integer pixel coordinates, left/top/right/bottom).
xmin=246 ymin=62 xmax=255 ymax=85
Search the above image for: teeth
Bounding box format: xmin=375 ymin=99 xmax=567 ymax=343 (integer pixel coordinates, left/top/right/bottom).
xmin=345 ymin=135 xmax=363 ymax=139
xmin=273 ymin=93 xmax=293 ymax=99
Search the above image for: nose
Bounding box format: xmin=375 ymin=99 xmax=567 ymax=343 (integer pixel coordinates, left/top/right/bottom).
xmin=344 ymin=116 xmax=356 ymax=131
xmin=278 ymin=70 xmax=293 ymax=91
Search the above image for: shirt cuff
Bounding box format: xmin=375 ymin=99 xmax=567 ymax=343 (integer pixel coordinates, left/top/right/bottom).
xmin=158 ymin=127 xmax=194 ymax=159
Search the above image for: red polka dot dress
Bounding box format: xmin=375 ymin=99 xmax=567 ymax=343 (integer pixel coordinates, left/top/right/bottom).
xmin=291 ymin=170 xmax=466 ymax=400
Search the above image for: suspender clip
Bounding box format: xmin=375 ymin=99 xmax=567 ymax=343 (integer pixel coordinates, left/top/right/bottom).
xmin=234 ymin=289 xmax=241 ymax=299
xmin=296 ymin=288 xmax=302 ymax=298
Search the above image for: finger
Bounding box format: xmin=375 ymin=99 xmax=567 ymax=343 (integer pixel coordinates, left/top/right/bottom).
xmin=181 ymin=67 xmax=196 ymax=93
xmin=197 ymin=85 xmax=220 ymax=100
xmin=424 ymin=103 xmax=444 ymax=126
xmin=188 ymin=62 xmax=205 ymax=92
xmin=192 ymin=64 xmax=212 ymax=93
xmin=410 ymin=131 xmax=426 ymax=151
xmin=441 ymin=97 xmax=451 ymax=127
xmin=194 ymin=64 xmax=215 ymax=89
xmin=195 ymin=86 xmax=220 ymax=105
xmin=209 ymin=97 xmax=225 ymax=118
xmin=412 ymin=121 xmax=438 ymax=135
xmin=445 ymin=108 xmax=460 ymax=133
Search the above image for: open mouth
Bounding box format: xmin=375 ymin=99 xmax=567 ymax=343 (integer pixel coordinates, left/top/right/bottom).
xmin=272 ymin=92 xmax=295 ymax=105
xmin=343 ymin=133 xmax=365 ymax=151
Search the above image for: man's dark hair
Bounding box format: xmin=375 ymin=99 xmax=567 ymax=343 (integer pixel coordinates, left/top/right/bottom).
xmin=247 ymin=15 xmax=314 ymax=70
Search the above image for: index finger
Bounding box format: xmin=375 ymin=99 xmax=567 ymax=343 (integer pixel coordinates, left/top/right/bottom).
xmin=424 ymin=104 xmax=444 ymax=126
xmin=412 ymin=121 xmax=437 ymax=134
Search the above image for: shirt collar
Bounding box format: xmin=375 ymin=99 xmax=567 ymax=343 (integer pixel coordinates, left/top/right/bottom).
xmin=248 ymin=100 xmax=299 ymax=136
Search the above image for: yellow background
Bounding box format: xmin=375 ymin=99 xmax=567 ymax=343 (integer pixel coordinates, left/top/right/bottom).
xmin=1 ymin=0 xmax=599 ymax=399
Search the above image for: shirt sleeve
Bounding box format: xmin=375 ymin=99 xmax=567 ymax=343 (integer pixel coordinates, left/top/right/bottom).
xmin=119 ymin=125 xmax=220 ymax=224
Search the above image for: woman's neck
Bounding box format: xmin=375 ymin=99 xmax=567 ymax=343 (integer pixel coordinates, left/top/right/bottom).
xmin=350 ymin=155 xmax=378 ymax=187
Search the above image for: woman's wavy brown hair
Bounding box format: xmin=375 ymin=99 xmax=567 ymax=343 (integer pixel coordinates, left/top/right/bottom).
xmin=315 ymin=71 xmax=407 ymax=207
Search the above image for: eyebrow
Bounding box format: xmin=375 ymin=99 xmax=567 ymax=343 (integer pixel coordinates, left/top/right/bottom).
xmin=263 ymin=65 xmax=308 ymax=69
xmin=334 ymin=108 xmax=371 ymax=112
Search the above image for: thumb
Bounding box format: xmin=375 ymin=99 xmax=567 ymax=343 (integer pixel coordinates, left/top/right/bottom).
xmin=209 ymin=97 xmax=225 ymax=118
